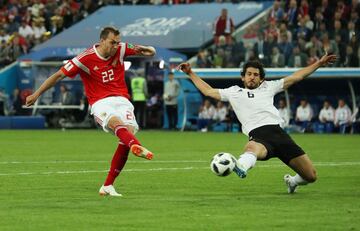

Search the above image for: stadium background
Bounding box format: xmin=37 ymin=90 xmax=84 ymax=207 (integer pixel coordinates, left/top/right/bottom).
xmin=0 ymin=1 xmax=359 ymax=230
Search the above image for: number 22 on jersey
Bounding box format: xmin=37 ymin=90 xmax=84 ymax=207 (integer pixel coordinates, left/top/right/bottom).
xmin=102 ymin=69 xmax=114 ymax=83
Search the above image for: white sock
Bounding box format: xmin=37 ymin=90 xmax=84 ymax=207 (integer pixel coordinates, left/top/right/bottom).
xmin=292 ymin=174 xmax=308 ymax=185
xmin=238 ymin=152 xmax=257 ymax=171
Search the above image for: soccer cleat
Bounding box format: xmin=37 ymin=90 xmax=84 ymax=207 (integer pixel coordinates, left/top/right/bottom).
xmin=99 ymin=185 xmax=122 ymax=197
xmin=284 ymin=174 xmax=298 ymax=194
xmin=233 ymin=162 xmax=247 ymax=178
xmin=130 ymin=144 xmax=153 ymax=160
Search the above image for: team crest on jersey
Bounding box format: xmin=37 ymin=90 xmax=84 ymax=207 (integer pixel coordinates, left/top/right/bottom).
xmin=93 ymin=66 xmax=99 ymax=71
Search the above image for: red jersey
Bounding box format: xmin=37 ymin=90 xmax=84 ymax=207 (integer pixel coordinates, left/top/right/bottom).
xmin=61 ymin=42 xmax=137 ymax=105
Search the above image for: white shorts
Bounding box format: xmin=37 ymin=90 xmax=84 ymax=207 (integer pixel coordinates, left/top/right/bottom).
xmin=90 ymin=96 xmax=139 ymax=133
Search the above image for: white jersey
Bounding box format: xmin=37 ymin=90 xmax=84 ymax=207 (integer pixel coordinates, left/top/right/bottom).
xmin=219 ymin=79 xmax=284 ymax=136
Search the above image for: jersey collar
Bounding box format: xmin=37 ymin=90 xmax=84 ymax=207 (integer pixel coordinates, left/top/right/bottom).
xmin=93 ymin=44 xmax=111 ymax=61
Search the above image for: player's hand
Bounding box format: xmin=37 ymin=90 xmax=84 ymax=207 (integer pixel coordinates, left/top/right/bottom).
xmin=177 ymin=62 xmax=192 ymax=75
xmin=25 ymin=94 xmax=38 ymax=107
xmin=319 ymin=51 xmax=337 ymax=66
xmin=134 ymin=45 xmax=156 ymax=56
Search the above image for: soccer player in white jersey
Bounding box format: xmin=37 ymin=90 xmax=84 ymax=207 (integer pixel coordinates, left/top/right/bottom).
xmin=178 ymin=52 xmax=336 ymax=193
xmin=26 ymin=26 xmax=156 ymax=197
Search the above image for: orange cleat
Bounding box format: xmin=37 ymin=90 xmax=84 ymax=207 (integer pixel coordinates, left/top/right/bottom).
xmin=130 ymin=144 xmax=153 ymax=160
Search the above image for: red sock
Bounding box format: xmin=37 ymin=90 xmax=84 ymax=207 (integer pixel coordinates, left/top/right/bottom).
xmin=104 ymin=143 xmax=130 ymax=186
xmin=114 ymin=125 xmax=140 ymax=148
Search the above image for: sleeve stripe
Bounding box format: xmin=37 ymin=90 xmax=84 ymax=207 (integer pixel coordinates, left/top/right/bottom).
xmin=72 ymin=58 xmax=90 ymax=75
xmin=119 ymin=42 xmax=126 ymax=64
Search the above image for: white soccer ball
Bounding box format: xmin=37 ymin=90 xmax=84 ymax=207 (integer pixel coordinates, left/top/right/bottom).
xmin=210 ymin=152 xmax=237 ymax=177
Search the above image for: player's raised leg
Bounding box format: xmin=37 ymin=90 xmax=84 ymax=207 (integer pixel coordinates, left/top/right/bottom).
xmin=284 ymin=154 xmax=317 ymax=193
xmin=108 ymin=116 xmax=153 ymax=160
xmin=233 ymin=141 xmax=267 ymax=178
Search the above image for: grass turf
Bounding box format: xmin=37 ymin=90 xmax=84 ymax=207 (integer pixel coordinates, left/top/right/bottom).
xmin=0 ymin=130 xmax=359 ymax=231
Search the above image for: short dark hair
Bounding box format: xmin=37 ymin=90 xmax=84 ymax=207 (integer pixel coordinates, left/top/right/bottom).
xmin=100 ymin=26 xmax=120 ymax=39
xmin=241 ymin=61 xmax=265 ymax=79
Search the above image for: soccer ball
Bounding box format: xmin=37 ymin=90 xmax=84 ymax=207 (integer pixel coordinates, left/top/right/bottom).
xmin=210 ymin=152 xmax=237 ymax=177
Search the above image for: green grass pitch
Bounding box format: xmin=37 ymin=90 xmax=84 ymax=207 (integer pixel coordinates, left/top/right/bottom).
xmin=0 ymin=130 xmax=359 ymax=231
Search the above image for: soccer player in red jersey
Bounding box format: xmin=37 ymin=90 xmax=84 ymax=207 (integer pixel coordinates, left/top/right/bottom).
xmin=26 ymin=26 xmax=156 ymax=196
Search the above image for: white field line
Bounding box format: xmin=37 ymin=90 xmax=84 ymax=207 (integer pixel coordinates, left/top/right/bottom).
xmin=0 ymin=162 xmax=359 ymax=176
xmin=0 ymin=160 xmax=360 ymax=166
xmin=0 ymin=160 xmax=206 ymax=164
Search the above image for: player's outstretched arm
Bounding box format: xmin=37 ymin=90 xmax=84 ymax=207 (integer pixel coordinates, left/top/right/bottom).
xmin=177 ymin=63 xmax=221 ymax=100
xmin=25 ymin=69 xmax=66 ymax=106
xmin=283 ymin=52 xmax=337 ymax=89
xmin=134 ymin=45 xmax=156 ymax=57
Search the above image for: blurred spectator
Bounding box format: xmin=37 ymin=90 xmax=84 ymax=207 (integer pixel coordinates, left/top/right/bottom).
xmin=50 ymin=15 xmax=64 ymax=36
xmin=296 ymin=17 xmax=311 ymax=41
xmin=0 ymin=88 xmax=8 ymax=115
xmin=320 ymin=0 xmax=335 ymax=29
xmin=330 ymin=20 xmax=346 ymax=41
xmin=304 ymin=15 xmax=314 ymax=31
xmin=0 ymin=29 xmax=10 ymax=42
xmin=288 ymin=46 xmax=308 ymax=67
xmin=351 ymin=104 xmax=360 ymax=133
xmin=343 ymin=45 xmax=359 ymax=67
xmin=196 ymin=49 xmax=207 ymax=68
xmin=18 ymin=20 xmax=34 ymax=41
xmin=7 ymin=14 xmax=20 ymax=34
xmin=131 ymin=71 xmax=148 ymax=128
xmin=278 ymin=33 xmax=293 ymax=65
xmin=213 ymin=47 xmax=225 ymax=68
xmin=335 ymin=99 xmax=352 ymax=134
xmin=164 ymin=72 xmax=180 ymax=130
xmin=268 ymin=0 xmax=284 ymax=23
xmin=253 ymin=33 xmax=271 ymax=66
xmin=0 ymin=40 xmax=12 ymax=67
xmin=79 ymin=0 xmax=97 ymax=20
xmin=298 ymin=0 xmax=309 ymax=19
xmin=306 ymin=47 xmax=319 ymax=66
xmin=315 ymin=22 xmax=328 ymax=39
xmin=334 ymin=34 xmax=347 ymax=66
xmin=305 ymin=35 xmax=322 ymax=57
xmin=58 ymin=84 xmax=75 ymax=105
xmin=350 ymin=9 xmax=360 ymax=30
xmin=277 ymin=22 xmax=292 ymax=43
xmin=277 ymin=99 xmax=290 ymax=129
xmin=32 ymin=17 xmax=47 ymax=45
xmin=213 ymin=101 xmax=228 ymax=122
xmin=313 ymin=8 xmax=324 ymax=33
xmin=9 ymin=88 xmax=26 ymax=116
xmin=197 ymin=99 xmax=215 ymax=132
xmin=270 ymin=46 xmax=285 ymax=67
xmin=347 ymin=22 xmax=357 ymax=43
xmin=336 ymin=0 xmax=350 ymax=22
xmin=320 ymin=33 xmax=338 ymax=58
xmin=285 ymin=0 xmax=298 ymax=30
xmin=146 ymin=94 xmax=162 ymax=129
xmin=31 ymin=0 xmax=45 ymax=18
xmin=231 ymin=37 xmax=246 ymax=67
xmin=295 ymin=99 xmax=313 ymax=132
xmin=265 ymin=20 xmax=279 ymax=43
xmin=318 ymin=100 xmax=335 ymax=133
xmin=348 ymin=34 xmax=359 ymax=54
xmin=213 ymin=8 xmax=234 ymax=47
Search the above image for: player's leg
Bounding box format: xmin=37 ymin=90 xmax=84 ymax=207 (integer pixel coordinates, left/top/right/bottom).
xmin=284 ymin=154 xmax=317 ymax=193
xmin=107 ymin=116 xmax=153 ymax=160
xmin=233 ymin=141 xmax=268 ymax=178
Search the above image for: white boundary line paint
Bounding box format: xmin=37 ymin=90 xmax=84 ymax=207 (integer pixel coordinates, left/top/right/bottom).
xmin=0 ymin=160 xmax=206 ymax=164
xmin=1 ymin=160 xmax=360 ymax=165
xmin=0 ymin=162 xmax=359 ymax=176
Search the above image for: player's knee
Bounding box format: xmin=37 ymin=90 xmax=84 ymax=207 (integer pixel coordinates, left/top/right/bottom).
xmin=306 ymin=169 xmax=317 ymax=183
xmin=244 ymin=141 xmax=258 ymax=152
